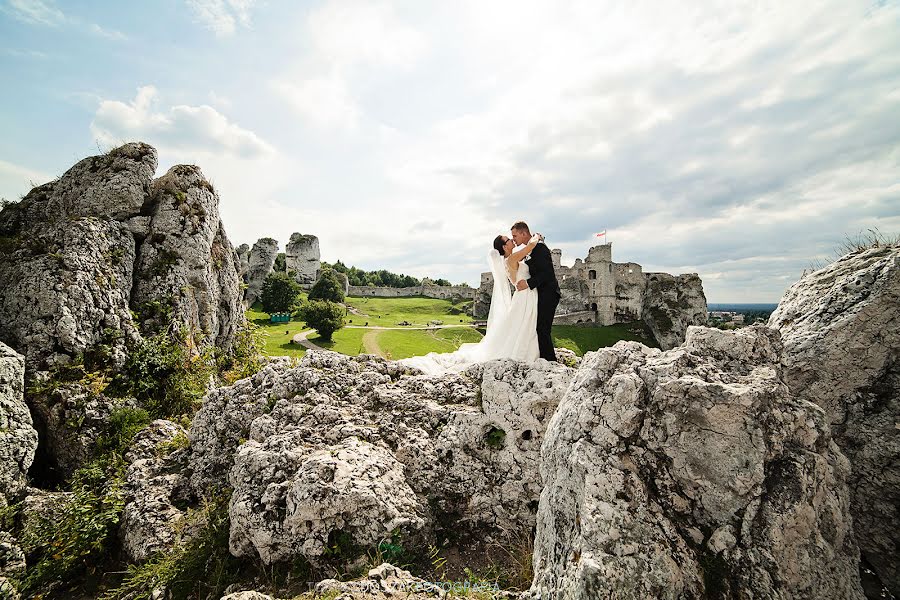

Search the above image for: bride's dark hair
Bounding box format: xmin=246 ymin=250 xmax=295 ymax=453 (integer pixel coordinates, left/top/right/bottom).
xmin=493 ymin=235 xmax=507 ymax=256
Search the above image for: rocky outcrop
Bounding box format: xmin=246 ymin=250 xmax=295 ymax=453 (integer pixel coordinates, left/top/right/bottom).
xmin=527 ymin=326 xmax=863 ymax=599
xmin=0 ymin=342 xmax=36 ymax=503
xmin=641 ymin=272 xmax=708 ymax=350
xmin=121 ymin=419 xmax=190 ymax=563
xmin=188 ymin=351 xmax=573 ymax=565
xmin=132 ymin=164 xmax=244 ymax=350
xmin=769 ymin=244 xmax=900 ymax=594
xmin=243 ymin=238 xmax=278 ymax=307
xmin=0 ymin=143 xmax=245 ymax=370
xmin=285 ymin=233 xmax=320 ymax=288
xmin=235 ymin=243 xmax=250 ymax=282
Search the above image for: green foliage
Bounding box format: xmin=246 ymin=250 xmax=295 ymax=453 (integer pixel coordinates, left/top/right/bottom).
xmin=216 ymin=320 xmax=266 ymax=384
xmin=323 ymin=260 xmax=420 ymax=288
xmin=101 ymin=491 xmax=249 ymax=600
xmin=432 ymin=278 xmax=451 ymax=286
xmin=308 ymin=268 xmax=345 ymax=303
xmin=296 ymin=300 xmax=345 ymax=342
xmin=18 ymin=454 xmax=127 ymax=595
xmin=149 ymin=248 xmax=181 ymax=277
xmin=97 ymin=406 xmax=151 ymax=454
xmin=273 ymin=252 xmax=286 ymax=272
xmin=484 ymin=426 xmax=506 ymax=449
xmin=156 ymin=430 xmax=190 ymax=456
xmin=260 ymin=272 xmax=302 ymax=314
xmin=110 ymin=329 xmax=215 ymax=419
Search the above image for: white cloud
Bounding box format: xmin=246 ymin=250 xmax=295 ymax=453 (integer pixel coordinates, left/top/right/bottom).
xmin=186 ymin=0 xmax=257 ymax=36
xmin=88 ymin=23 xmax=127 ymax=41
xmin=90 ymin=86 xmax=275 ymax=159
xmin=0 ymin=158 xmax=52 ymax=201
xmin=2 ymin=0 xmax=64 ymax=26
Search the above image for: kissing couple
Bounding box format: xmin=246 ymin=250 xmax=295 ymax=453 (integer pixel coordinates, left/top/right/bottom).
xmin=400 ymin=221 xmax=562 ymax=375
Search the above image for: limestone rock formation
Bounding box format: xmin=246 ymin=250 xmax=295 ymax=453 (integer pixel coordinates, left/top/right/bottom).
xmin=243 ymin=238 xmax=278 ymax=307
xmin=121 ymin=419 xmax=190 ymax=563
xmin=527 ymin=326 xmax=863 ymax=600
xmin=0 ymin=342 xmax=36 ymax=503
xmin=769 ymin=243 xmax=900 ymax=594
xmin=188 ymin=351 xmax=573 ymax=565
xmin=27 ymin=383 xmax=141 ymax=480
xmin=132 ymin=164 xmax=244 ymax=350
xmin=235 ymin=243 xmax=251 ymax=282
xmin=285 ymin=233 xmax=320 ymax=287
xmin=642 ymin=272 xmax=708 ymax=350
xmin=0 ymin=143 xmax=245 ymax=370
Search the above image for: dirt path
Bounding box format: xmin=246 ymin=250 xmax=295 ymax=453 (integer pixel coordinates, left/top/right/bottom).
xmin=361 ymin=330 xmax=384 ymax=357
xmin=291 ymin=329 xmax=323 ymax=350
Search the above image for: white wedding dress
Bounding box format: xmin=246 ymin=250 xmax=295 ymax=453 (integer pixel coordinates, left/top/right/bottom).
xmin=399 ymin=248 xmax=540 ymax=375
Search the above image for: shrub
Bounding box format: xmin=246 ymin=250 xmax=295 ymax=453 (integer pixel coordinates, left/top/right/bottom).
xmin=110 ymin=328 xmax=214 ymax=419
xmin=308 ymin=268 xmax=345 ymax=303
xmin=97 ymin=406 xmax=151 ymax=454
xmin=260 ymin=272 xmax=301 ymax=314
xmin=100 ymin=491 xmax=249 ymax=600
xmin=296 ymin=300 xmax=345 ymax=341
xmin=18 ymin=454 xmax=126 ymax=595
xmin=216 ymin=320 xmax=265 ymax=384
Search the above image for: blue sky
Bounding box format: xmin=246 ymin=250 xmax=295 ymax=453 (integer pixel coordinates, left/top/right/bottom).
xmin=1 ymin=0 xmax=898 ymax=302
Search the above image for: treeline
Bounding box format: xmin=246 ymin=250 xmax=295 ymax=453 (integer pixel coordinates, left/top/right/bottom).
xmin=322 ymin=259 xmax=451 ymax=288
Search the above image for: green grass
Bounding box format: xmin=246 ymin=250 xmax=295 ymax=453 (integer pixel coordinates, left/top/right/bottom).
xmin=552 ymin=323 xmax=657 ymax=355
xmin=344 ymin=296 xmax=474 ymax=327
xmin=246 ymin=300 xmax=308 ymax=358
xmin=308 ymin=328 xmax=369 ymax=355
xmin=248 ymin=297 xmax=656 ymax=360
xmin=374 ymin=327 xmax=484 ymax=360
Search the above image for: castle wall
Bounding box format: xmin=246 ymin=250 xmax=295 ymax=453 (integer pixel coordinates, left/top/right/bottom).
xmin=347 ymin=284 xmax=476 ymax=300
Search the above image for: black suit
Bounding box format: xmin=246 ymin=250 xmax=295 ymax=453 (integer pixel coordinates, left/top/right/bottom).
xmin=525 ymin=243 xmax=561 ymax=361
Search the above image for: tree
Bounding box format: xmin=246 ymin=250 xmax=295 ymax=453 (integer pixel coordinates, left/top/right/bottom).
xmin=308 ymin=268 xmax=345 ymax=303
xmin=297 ymin=300 xmax=344 ymax=341
xmin=273 ymin=252 xmax=286 ymax=272
xmin=260 ymin=272 xmax=301 ymax=313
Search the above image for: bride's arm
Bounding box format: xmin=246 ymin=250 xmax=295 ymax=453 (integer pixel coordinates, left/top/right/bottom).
xmin=508 ymin=235 xmax=542 ymax=263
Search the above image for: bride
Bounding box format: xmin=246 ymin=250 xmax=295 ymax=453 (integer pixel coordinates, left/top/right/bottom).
xmin=399 ymin=233 xmax=542 ymax=374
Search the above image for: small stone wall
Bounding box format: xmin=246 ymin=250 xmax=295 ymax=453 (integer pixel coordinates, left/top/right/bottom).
xmin=347 ymin=284 xmax=476 ymax=300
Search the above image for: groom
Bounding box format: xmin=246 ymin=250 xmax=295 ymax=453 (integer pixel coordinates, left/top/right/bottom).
xmin=512 ymin=221 xmax=561 ymax=362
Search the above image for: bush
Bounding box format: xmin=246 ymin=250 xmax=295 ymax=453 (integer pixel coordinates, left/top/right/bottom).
xmin=260 ymin=272 xmax=301 ymax=314
xmin=110 ymin=328 xmax=214 ymax=419
xmin=309 ymin=268 xmax=345 ymax=303
xmin=19 ymin=455 xmax=127 ymax=595
xmin=296 ymin=300 xmax=345 ymax=341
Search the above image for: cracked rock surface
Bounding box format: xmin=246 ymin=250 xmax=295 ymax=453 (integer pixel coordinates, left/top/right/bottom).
xmin=527 ymin=326 xmax=863 ymax=600
xmin=188 ymin=351 xmax=573 ymax=565
xmin=769 ymin=243 xmax=900 ymax=594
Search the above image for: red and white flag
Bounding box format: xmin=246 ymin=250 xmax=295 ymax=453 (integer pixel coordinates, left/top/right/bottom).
xmin=595 ymin=230 xmax=607 ymax=238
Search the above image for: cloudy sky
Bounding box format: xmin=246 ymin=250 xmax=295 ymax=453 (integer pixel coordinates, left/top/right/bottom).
xmin=1 ymin=0 xmax=898 ymax=302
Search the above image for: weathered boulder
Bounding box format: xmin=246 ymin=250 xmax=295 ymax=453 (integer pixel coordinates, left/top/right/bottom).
xmin=0 ymin=143 xmax=245 ymax=371
xmin=0 ymin=531 xmax=25 ymax=579
xmin=132 ymin=164 xmax=244 ymax=350
xmin=527 ymin=326 xmax=863 ymax=599
xmin=285 ymin=233 xmax=320 ymax=288
xmin=26 ymin=383 xmax=140 ymax=480
xmin=641 ymin=272 xmax=708 ymax=350
xmin=0 ymin=342 xmax=36 ymax=502
xmin=243 ymin=238 xmax=278 ymax=307
xmin=220 ymin=593 xmax=274 ymax=600
xmin=769 ymin=243 xmax=900 ymax=593
xmin=188 ymin=351 xmax=572 ymax=565
xmin=0 ymin=143 xmax=153 ymax=370
xmin=235 ymin=244 xmax=251 ymax=283
xmin=120 ymin=419 xmax=190 ymax=563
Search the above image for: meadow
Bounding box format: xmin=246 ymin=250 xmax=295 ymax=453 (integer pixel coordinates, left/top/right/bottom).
xmin=247 ymin=296 xmax=657 ymax=360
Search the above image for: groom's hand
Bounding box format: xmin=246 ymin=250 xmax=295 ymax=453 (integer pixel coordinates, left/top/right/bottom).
xmin=516 ymin=280 xmax=529 ymax=291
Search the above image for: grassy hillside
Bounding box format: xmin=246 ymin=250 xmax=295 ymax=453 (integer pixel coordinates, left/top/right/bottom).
xmin=247 ymin=296 xmax=657 ymax=360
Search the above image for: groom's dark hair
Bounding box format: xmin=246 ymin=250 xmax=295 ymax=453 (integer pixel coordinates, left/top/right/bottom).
xmin=511 ymin=221 xmax=530 ymax=234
